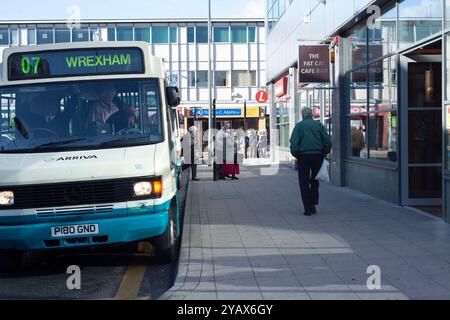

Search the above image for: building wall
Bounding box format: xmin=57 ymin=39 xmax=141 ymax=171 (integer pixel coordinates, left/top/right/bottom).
xmin=0 ymin=20 xmax=266 ymax=112
xmin=267 ymin=0 xmax=373 ymax=81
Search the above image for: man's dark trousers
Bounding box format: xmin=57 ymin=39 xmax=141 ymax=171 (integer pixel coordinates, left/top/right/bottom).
xmin=298 ymin=154 xmax=324 ymax=214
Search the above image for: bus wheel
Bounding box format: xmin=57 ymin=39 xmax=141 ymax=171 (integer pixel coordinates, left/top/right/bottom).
xmin=152 ymin=204 xmax=178 ymax=264
xmin=0 ymin=250 xmax=24 ymax=273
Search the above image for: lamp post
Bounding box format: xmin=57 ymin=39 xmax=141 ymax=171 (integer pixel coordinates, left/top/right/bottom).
xmin=207 ymin=0 xmax=213 ymax=167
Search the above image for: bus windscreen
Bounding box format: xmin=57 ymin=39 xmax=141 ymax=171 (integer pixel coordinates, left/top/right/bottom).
xmin=7 ymin=47 xmax=145 ymax=81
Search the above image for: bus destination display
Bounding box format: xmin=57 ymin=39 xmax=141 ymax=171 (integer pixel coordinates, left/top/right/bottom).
xmin=7 ymin=47 xmax=144 ymax=81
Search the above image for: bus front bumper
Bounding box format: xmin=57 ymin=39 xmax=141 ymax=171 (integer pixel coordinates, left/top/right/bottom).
xmin=0 ymin=211 xmax=169 ymax=251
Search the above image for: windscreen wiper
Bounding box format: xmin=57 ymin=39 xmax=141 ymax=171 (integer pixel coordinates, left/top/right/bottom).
xmin=35 ymin=138 xmax=88 ymax=149
xmin=14 ymin=117 xmax=30 ymax=140
xmin=99 ymin=136 xmax=149 ymax=146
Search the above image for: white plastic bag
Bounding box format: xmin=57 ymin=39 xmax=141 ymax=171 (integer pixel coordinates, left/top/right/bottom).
xmin=316 ymin=160 xmax=330 ymax=183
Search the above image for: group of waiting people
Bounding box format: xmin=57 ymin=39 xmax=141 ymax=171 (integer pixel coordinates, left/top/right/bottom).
xmin=244 ymin=130 xmax=268 ymax=159
xmin=185 ymin=122 xmax=263 ymax=181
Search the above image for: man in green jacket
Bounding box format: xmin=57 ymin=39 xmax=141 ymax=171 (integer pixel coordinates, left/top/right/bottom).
xmin=290 ymin=107 xmax=332 ymax=216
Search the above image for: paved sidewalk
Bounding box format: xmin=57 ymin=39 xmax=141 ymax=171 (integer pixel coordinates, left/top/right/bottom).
xmin=161 ymin=164 xmax=450 ymax=300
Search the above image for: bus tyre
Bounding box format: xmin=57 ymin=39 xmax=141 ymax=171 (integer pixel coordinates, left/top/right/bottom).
xmin=0 ymin=250 xmax=24 ymax=273
xmin=153 ymin=204 xmax=178 ymax=264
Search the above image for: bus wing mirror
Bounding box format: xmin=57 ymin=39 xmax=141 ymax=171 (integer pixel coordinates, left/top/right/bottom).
xmin=166 ymin=87 xmax=181 ymax=107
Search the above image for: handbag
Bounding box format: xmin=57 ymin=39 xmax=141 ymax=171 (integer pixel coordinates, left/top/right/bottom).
xmin=315 ymin=160 xmax=330 ymax=183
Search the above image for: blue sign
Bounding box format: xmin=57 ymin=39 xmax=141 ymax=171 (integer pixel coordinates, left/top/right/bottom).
xmin=191 ymin=109 xmax=242 ymax=117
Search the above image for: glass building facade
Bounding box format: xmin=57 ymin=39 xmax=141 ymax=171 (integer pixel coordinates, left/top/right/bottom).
xmin=266 ymin=0 xmax=450 ymax=222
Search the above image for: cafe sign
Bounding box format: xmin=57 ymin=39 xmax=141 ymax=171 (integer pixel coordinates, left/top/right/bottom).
xmin=298 ymin=45 xmax=330 ymax=83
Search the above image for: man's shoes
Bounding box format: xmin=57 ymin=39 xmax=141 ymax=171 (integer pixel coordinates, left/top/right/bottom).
xmin=231 ymin=176 xmax=239 ymax=180
xmin=192 ymin=178 xmax=200 ymax=181
xmin=218 ymin=176 xmax=226 ymax=180
xmin=304 ymin=212 xmax=312 ymax=217
xmin=311 ymin=206 xmax=317 ymax=215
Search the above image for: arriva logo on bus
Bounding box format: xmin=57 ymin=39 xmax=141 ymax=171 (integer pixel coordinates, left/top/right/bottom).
xmin=44 ymin=155 xmax=98 ymax=163
xmin=66 ymin=54 xmax=132 ymax=68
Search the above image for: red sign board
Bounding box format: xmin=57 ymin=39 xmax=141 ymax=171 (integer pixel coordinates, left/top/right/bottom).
xmin=275 ymin=77 xmax=288 ymax=98
xmin=298 ymin=45 xmax=330 ymax=83
xmin=255 ymin=90 xmax=268 ymax=103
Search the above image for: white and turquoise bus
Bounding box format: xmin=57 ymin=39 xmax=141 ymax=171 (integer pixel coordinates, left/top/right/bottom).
xmin=0 ymin=42 xmax=184 ymax=270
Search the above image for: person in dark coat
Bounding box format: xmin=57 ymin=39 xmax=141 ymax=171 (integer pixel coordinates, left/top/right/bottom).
xmin=290 ymin=107 xmax=332 ymax=216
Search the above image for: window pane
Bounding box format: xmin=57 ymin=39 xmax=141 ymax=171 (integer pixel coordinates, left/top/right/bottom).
xmin=399 ymin=0 xmax=443 ymax=49
xmin=37 ymin=28 xmax=54 ymax=44
xmin=214 ymin=27 xmax=229 ymax=43
xmin=368 ymin=111 xmax=398 ymax=162
xmin=409 ymin=62 xmax=442 ymax=108
xmin=349 ymin=24 xmax=367 ymax=69
xmin=0 ymin=29 xmax=9 ymax=45
xmin=55 ymin=28 xmax=70 ymax=43
xmin=10 ymin=29 xmax=18 ymax=45
xmin=349 ymin=115 xmax=368 ymax=158
xmin=189 ymin=71 xmax=209 ymax=88
xmin=275 ymin=100 xmax=290 ymax=148
xmin=446 ymin=104 xmax=450 ymax=169
xmin=446 ymin=33 xmax=450 ymax=100
xmin=232 ymin=70 xmax=254 ymax=87
xmin=250 ymin=71 xmax=257 ymax=86
xmin=248 ymin=27 xmax=256 ymax=43
xmin=231 ymin=26 xmax=247 ymax=43
xmin=28 ymin=29 xmax=36 ymax=45
xmin=368 ymin=56 xmax=397 ymax=113
xmin=215 ymin=71 xmax=229 ymax=86
xmin=135 ymin=28 xmax=150 ymax=42
xmin=197 ymin=71 xmax=208 ymax=88
xmin=170 ymin=27 xmax=177 ymax=43
xmin=367 ymin=3 xmax=396 ymax=61
xmin=90 ymin=28 xmax=99 ymax=41
xmin=117 ymin=27 xmax=133 ymax=41
xmin=188 ymin=71 xmax=196 ymax=87
xmin=152 ymin=26 xmax=168 ymax=44
xmin=72 ymin=28 xmax=89 ymax=42
xmin=446 ymin=0 xmax=450 ymax=28
xmin=196 ymin=26 xmax=208 ymax=43
xmin=349 ymin=68 xmax=367 ymax=114
xmin=187 ymin=27 xmax=195 ymax=43
xmin=107 ymin=27 xmax=116 ymax=41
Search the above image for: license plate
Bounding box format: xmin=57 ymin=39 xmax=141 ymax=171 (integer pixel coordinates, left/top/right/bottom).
xmin=51 ymin=224 xmax=99 ymax=238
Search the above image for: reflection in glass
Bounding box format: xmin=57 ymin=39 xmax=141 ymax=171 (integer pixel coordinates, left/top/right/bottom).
xmin=349 ymin=115 xmax=368 ymax=158
xmin=275 ymin=101 xmax=290 ymax=148
xmin=368 ymin=2 xmax=397 ymax=60
xmin=349 ymin=69 xmax=367 ymax=114
xmin=409 ymin=110 xmax=442 ymax=164
xmin=369 ymin=112 xmax=398 ymax=161
xmin=399 ymin=0 xmax=443 ymax=49
xmin=369 ymin=56 xmax=397 ymax=113
xmin=408 ymin=62 xmax=442 ymax=108
xmin=349 ymin=24 xmax=367 ymax=69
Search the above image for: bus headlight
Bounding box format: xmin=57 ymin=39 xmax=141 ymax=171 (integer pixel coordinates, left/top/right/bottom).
xmin=133 ymin=180 xmax=163 ymax=198
xmin=134 ymin=182 xmax=152 ymax=197
xmin=0 ymin=191 xmax=14 ymax=206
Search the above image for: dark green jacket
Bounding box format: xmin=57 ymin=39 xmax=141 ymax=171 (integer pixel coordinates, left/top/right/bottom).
xmin=290 ymin=118 xmax=332 ymax=158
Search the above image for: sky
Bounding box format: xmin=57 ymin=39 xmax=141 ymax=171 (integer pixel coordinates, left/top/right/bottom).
xmin=0 ymin=0 xmax=266 ymax=20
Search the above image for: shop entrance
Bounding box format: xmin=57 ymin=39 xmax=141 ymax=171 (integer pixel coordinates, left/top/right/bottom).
xmin=401 ymin=40 xmax=443 ymax=216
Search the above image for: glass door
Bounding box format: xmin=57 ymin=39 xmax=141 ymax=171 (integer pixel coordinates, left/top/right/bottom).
xmin=401 ymin=54 xmax=443 ymax=208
